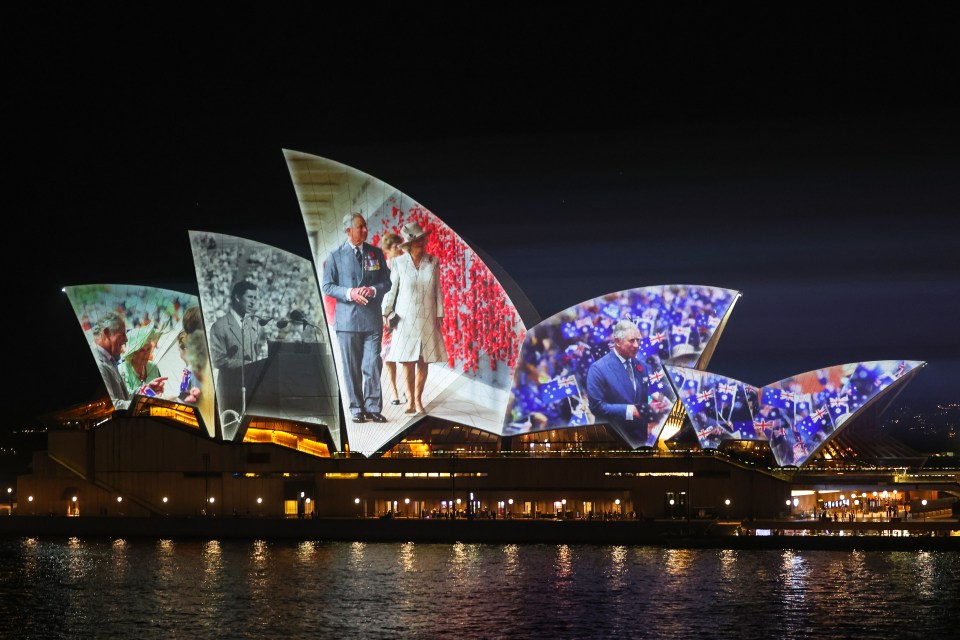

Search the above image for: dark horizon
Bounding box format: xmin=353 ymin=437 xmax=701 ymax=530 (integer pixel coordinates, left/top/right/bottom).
xmin=9 ymin=8 xmax=960 ymax=432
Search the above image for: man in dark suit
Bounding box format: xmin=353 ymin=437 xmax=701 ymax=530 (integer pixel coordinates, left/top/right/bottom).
xmin=209 ymin=280 xmax=264 ymax=439
xmin=587 ymin=319 xmax=653 ymax=447
xmin=321 ymin=213 xmax=392 ymax=423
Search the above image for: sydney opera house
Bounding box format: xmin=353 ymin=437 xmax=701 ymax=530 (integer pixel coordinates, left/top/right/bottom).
xmin=14 ymin=151 xmax=958 ymax=527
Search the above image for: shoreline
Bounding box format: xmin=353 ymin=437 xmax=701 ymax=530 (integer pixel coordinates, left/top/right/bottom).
xmin=1 ymin=515 xmax=958 ymax=551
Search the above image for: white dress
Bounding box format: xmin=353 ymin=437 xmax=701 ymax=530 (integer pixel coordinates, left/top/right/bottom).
xmin=382 ymin=252 xmax=447 ymax=363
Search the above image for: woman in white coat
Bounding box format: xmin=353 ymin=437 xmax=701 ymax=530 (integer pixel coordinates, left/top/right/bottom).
xmin=381 ymin=221 xmax=447 ymax=414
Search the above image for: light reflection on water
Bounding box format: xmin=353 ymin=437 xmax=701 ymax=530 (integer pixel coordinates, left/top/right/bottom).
xmin=1 ymin=538 xmax=958 ymax=639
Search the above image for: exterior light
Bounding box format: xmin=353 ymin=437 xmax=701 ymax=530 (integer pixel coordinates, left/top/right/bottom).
xmin=300 ymin=491 xmax=305 ymax=498
xmin=305 ymin=498 xmax=311 ymax=504
xmin=6 ymin=488 xmax=10 ymax=494
xmin=257 ymin=497 xmax=263 ymax=504
xmin=724 ymin=499 xmax=730 ymax=506
xmin=117 ymin=496 xmax=123 ymax=503
xmin=404 ymin=498 xmax=410 ymax=505
xmin=615 ymin=499 xmax=621 ymax=506
xmin=162 ymin=497 xmax=168 ymax=503
xmin=456 ymin=498 xmax=461 ymax=505
xmin=793 ymin=498 xmax=799 ymax=507
xmin=561 ymin=499 xmax=566 ymax=505
xmin=209 ymin=497 xmax=215 ymax=504
xmin=922 ymin=499 xmax=927 ymax=506
xmin=28 ymin=496 xmax=33 ymax=502
xmin=72 ymin=496 xmax=77 ymax=502
xmin=354 ymin=498 xmax=360 ymax=504
xmin=508 ymin=498 xmax=514 ymax=505
xmin=786 ymin=500 xmax=791 ymax=506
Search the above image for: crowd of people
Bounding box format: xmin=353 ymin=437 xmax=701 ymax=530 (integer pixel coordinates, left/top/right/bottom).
xmin=506 ymin=285 xmax=736 ymax=447
xmin=671 ymin=361 xmax=916 ymax=466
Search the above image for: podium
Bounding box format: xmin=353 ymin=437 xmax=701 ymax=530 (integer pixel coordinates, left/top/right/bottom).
xmin=216 ymin=341 xmax=337 ymax=437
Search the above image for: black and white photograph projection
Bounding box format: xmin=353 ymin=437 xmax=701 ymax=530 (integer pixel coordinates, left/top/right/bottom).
xmin=285 ymin=150 xmax=525 ymax=454
xmin=64 ymin=284 xmax=216 ymax=436
xmin=665 ymin=366 xmax=762 ymax=449
xmin=189 ymin=231 xmax=341 ymax=446
xmin=756 ymin=360 xmax=925 ymax=467
xmin=506 ymin=285 xmax=739 ymax=449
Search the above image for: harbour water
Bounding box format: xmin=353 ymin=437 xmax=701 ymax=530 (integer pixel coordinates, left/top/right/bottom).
xmin=1 ymin=537 xmax=958 ymax=639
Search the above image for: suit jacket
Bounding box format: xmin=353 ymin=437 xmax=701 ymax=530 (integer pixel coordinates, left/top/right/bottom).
xmin=95 ymin=344 xmax=130 ymax=410
xmin=321 ymin=241 xmax=391 ymax=333
xmin=209 ymin=311 xmax=261 ymax=371
xmin=586 ymin=351 xmax=652 ymax=434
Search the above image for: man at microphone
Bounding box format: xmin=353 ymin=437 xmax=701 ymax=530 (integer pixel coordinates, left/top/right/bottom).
xmin=209 ymin=280 xmax=266 ymax=431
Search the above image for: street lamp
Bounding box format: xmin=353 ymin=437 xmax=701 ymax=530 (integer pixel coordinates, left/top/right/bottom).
xmin=921 ymin=499 xmax=927 ymax=520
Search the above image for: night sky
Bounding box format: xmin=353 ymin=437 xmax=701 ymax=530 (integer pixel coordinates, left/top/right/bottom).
xmin=9 ymin=8 xmax=959 ymax=431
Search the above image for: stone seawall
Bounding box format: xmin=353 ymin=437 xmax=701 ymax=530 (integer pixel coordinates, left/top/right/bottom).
xmin=1 ymin=516 xmax=957 ymax=551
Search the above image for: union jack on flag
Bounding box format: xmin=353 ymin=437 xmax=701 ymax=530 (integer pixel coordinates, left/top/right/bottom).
xmin=696 ymin=389 xmax=714 ymax=404
xmin=539 ymin=375 xmax=579 ymax=404
xmin=754 ymin=418 xmax=775 ymax=431
xmin=717 ymin=382 xmax=737 ymax=401
xmin=811 ymin=406 xmax=828 ymax=423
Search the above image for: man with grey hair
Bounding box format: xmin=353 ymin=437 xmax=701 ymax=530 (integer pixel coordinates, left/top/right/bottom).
xmin=92 ymin=311 xmax=131 ymax=409
xmin=321 ymin=212 xmax=392 ymax=424
xmin=91 ymin=312 xmax=166 ymax=410
xmin=586 ymin=318 xmax=653 ymax=444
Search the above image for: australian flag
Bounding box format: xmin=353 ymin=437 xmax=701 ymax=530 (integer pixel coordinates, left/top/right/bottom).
xmin=717 ymin=381 xmax=738 ymax=404
xmin=687 ymin=389 xmax=714 ymax=414
xmin=639 ymin=331 xmax=667 ymax=357
xmin=671 ymin=325 xmax=691 ymax=346
xmin=795 ymin=415 xmax=820 ymax=441
xmin=761 ymin=387 xmax=796 ymax=411
xmin=636 ymin=317 xmax=654 ymax=336
xmin=539 ymin=375 xmax=579 ymax=405
xmin=647 ymin=368 xmax=668 ymax=392
xmin=601 ymin=302 xmax=620 ymax=320
xmin=828 ymin=393 xmax=850 ymax=417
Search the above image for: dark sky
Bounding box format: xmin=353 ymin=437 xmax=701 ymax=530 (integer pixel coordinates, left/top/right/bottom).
xmin=9 ymin=7 xmax=959 ymax=430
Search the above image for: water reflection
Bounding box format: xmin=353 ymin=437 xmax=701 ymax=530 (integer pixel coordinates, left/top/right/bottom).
xmin=2 ymin=540 xmax=959 ymax=640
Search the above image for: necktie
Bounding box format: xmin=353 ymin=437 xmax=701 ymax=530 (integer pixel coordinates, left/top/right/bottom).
xmin=354 ymin=245 xmax=363 ymax=265
xmin=625 ymin=359 xmax=636 ymax=389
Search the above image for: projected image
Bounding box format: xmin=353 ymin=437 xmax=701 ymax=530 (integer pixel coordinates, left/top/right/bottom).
xmin=189 ymin=232 xmax=341 ymax=445
xmin=665 ymin=366 xmax=762 ymax=449
xmin=505 ymin=285 xmax=739 ymax=449
xmin=64 ymin=284 xmax=217 ymax=436
xmin=758 ymin=360 xmax=923 ymax=467
xmin=285 ymin=150 xmax=525 ymax=454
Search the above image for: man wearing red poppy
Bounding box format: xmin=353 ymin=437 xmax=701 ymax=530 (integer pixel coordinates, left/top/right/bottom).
xmin=322 ymin=213 xmax=392 ymax=424
xmin=586 ymin=318 xmax=653 ymax=445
